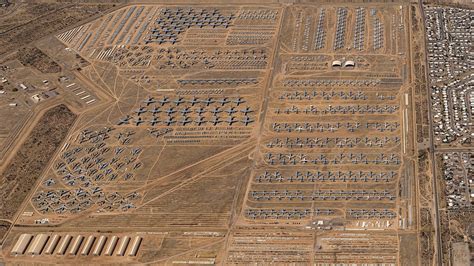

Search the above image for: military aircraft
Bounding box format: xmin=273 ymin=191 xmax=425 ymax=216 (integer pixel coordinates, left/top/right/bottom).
xmin=164 ymin=107 xmax=176 ymax=115
xmin=209 ymin=107 xmax=222 ymax=115
xmin=210 ymin=116 xmax=222 ymax=125
xmin=179 ymin=107 xmax=192 ymax=115
xmin=134 ymin=117 xmax=145 ymax=126
xmin=188 ymin=96 xmax=200 ymax=106
xmin=134 ymin=106 xmax=147 ymax=116
xmin=240 ymin=106 xmax=253 ymax=115
xmin=226 ymin=116 xmax=238 ymax=125
xmin=194 ymin=116 xmax=207 ymax=126
xmin=143 ymin=96 xmax=156 ymax=106
xmin=178 ymin=116 xmax=192 ymax=126
xmin=163 ymin=117 xmax=176 ymax=126
xmin=217 ymin=97 xmax=230 ymax=106
xmin=174 ymin=97 xmax=185 ymax=106
xmin=158 ymin=96 xmax=170 ymax=105
xmin=225 ymin=107 xmax=237 ymax=115
xmin=150 ymin=106 xmax=161 ymax=115
xmin=117 ymin=115 xmax=131 ymax=125
xmin=202 ymin=97 xmax=215 ymax=106
xmin=233 ymin=96 xmax=245 ymax=105
xmin=241 ymin=116 xmax=254 ymax=126
xmin=195 ymin=107 xmax=206 ymax=115
xmin=149 ymin=117 xmax=160 ymax=126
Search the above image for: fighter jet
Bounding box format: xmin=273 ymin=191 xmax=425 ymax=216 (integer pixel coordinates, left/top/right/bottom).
xmin=158 ymin=96 xmax=170 ymax=105
xmin=240 ymin=106 xmax=253 ymax=115
xmin=134 ymin=117 xmax=145 ymax=126
xmin=241 ymin=116 xmax=254 ymax=126
xmin=164 ymin=107 xmax=176 ymax=115
xmin=43 ymin=179 xmax=55 ymax=186
xmin=179 ymin=107 xmax=192 ymax=115
xmin=143 ymin=96 xmax=156 ymax=106
xmin=163 ymin=117 xmax=176 ymax=126
xmin=226 ymin=116 xmax=238 ymax=125
xmin=209 ymin=107 xmax=222 ymax=115
xmin=117 ymin=115 xmax=131 ymax=125
xmin=217 ymin=97 xmax=230 ymax=106
xmin=174 ymin=97 xmax=185 ymax=106
xmin=195 ymin=107 xmax=206 ymax=115
xmin=225 ymin=107 xmax=237 ymax=115
xmin=194 ymin=116 xmax=207 ymax=126
xmin=134 ymin=106 xmax=147 ymax=116
xmin=202 ymin=97 xmax=215 ymax=106
xmin=233 ymin=96 xmax=245 ymax=106
xmin=188 ymin=96 xmax=200 ymax=106
xmin=156 ymin=38 xmax=167 ymax=44
xmin=149 ymin=117 xmax=160 ymax=126
xmin=210 ymin=116 xmax=222 ymax=125
xmin=178 ymin=116 xmax=192 ymax=126
xmin=150 ymin=106 xmax=161 ymax=115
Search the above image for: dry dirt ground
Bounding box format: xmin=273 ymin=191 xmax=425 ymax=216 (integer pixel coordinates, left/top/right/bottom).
xmin=0 ymin=105 xmax=76 ymax=239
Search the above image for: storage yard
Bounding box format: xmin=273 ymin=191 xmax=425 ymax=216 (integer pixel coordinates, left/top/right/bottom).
xmin=0 ymin=0 xmax=472 ymax=265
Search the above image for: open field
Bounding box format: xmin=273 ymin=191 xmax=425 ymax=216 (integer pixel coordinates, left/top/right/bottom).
xmin=0 ymin=3 xmax=115 ymax=57
xmin=0 ymin=104 xmax=76 ymax=239
xmin=0 ymin=0 xmax=471 ymax=264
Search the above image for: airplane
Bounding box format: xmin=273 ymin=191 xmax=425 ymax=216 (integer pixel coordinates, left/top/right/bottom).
xmin=225 ymin=107 xmax=237 ymax=115
xmin=156 ymin=38 xmax=167 ymax=44
xmin=134 ymin=117 xmax=145 ymax=126
xmin=188 ymin=96 xmax=200 ymax=105
xmin=178 ymin=116 xmax=192 ymax=126
xmin=194 ymin=116 xmax=207 ymax=126
xmin=143 ymin=96 xmax=156 ymax=106
xmin=43 ymin=179 xmax=55 ymax=186
xmin=209 ymin=107 xmax=222 ymax=115
xmin=202 ymin=97 xmax=214 ymax=106
xmin=55 ymin=205 xmax=67 ymax=214
xmin=275 ymin=173 xmax=284 ymax=182
xmin=164 ymin=107 xmax=176 ymax=115
xmin=240 ymin=106 xmax=253 ymax=115
xmin=158 ymin=96 xmax=170 ymax=105
xmin=150 ymin=106 xmax=161 ymax=115
xmin=179 ymin=107 xmax=191 ymax=115
xmin=233 ymin=96 xmax=245 ymax=106
xmin=174 ymin=97 xmax=185 ymax=106
xmin=146 ymin=37 xmax=167 ymax=44
xmin=210 ymin=116 xmax=222 ymax=126
xmin=217 ymin=97 xmax=230 ymax=106
xmin=226 ymin=116 xmax=238 ymax=125
xmin=126 ymin=192 xmax=139 ymax=200
xmin=134 ymin=107 xmax=147 ymax=116
xmin=149 ymin=117 xmax=160 ymax=126
xmin=195 ymin=107 xmax=206 ymax=115
xmin=241 ymin=116 xmax=254 ymax=126
xmin=117 ymin=115 xmax=131 ymax=125
xmin=163 ymin=117 xmax=176 ymax=126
